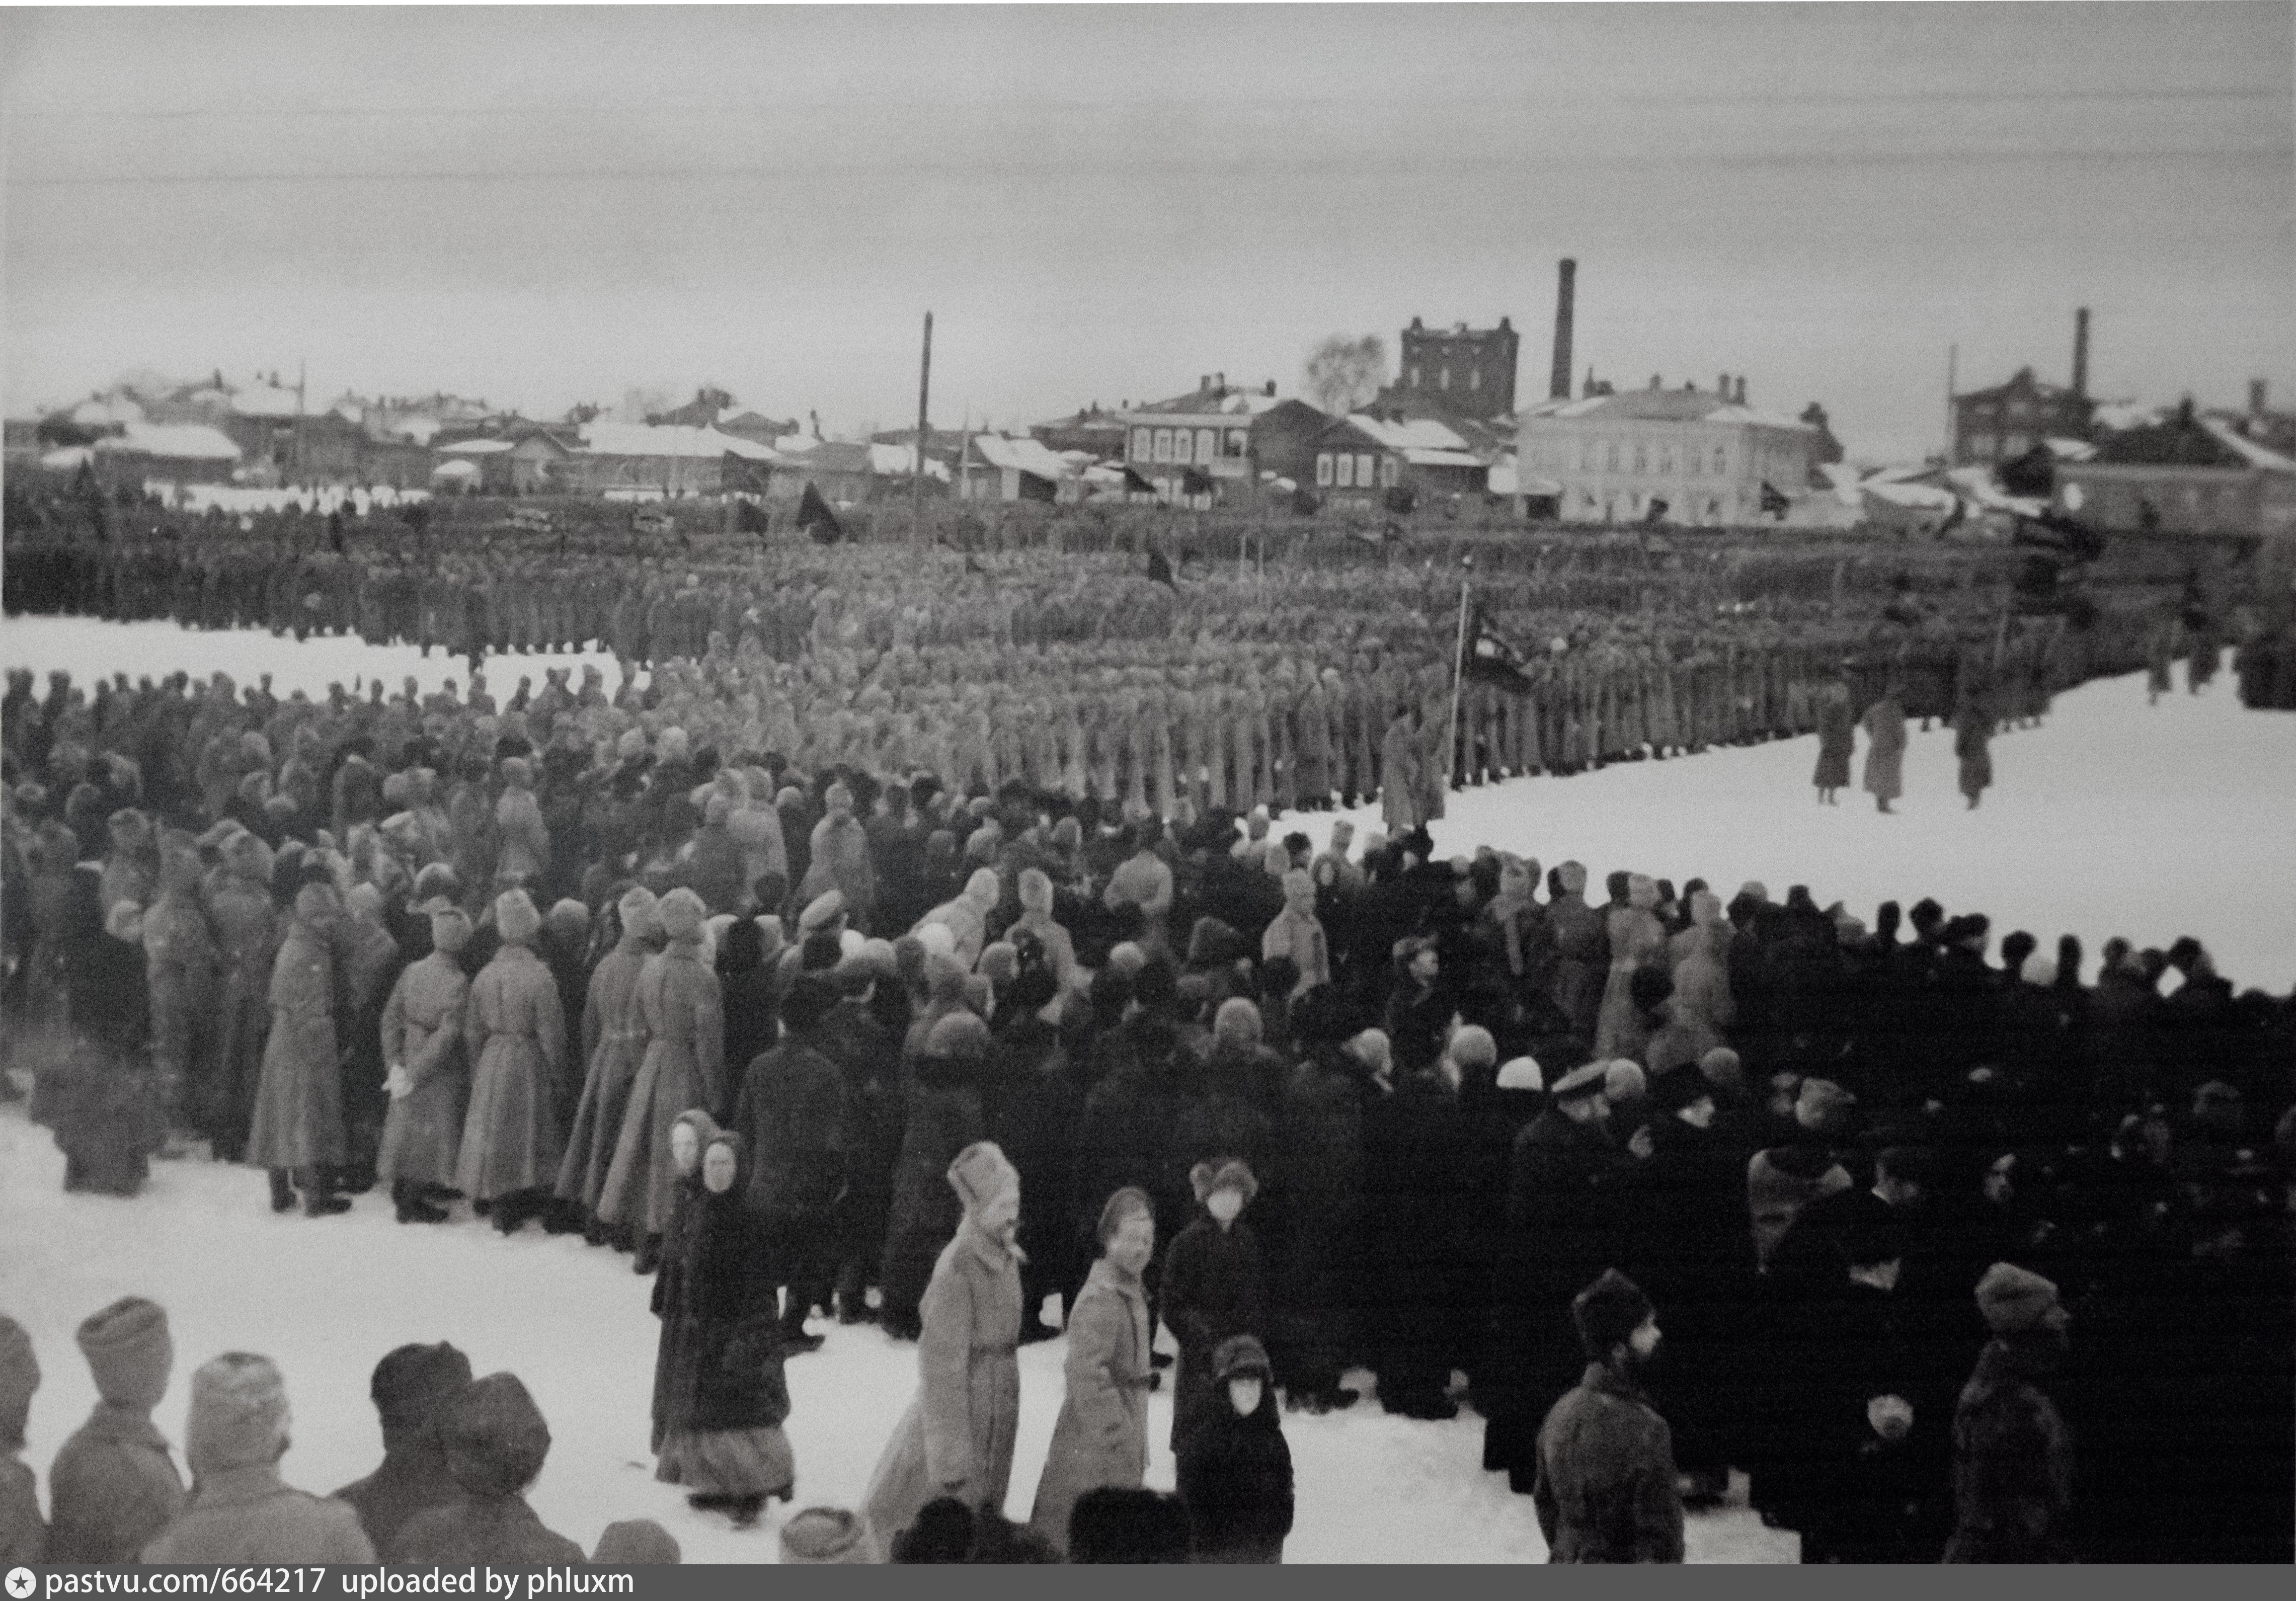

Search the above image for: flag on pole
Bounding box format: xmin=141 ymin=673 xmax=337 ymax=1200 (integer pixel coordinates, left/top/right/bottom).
xmin=1760 ymin=480 xmax=1792 ymax=519
xmin=1146 ymin=548 xmax=1176 ymax=588
xmin=798 ymin=482 xmax=843 ymax=544
xmin=1461 ymin=598 xmax=1534 ymax=690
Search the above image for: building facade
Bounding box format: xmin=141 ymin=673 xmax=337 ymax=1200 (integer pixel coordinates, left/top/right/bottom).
xmin=1382 ymin=317 xmax=1519 ymax=422
xmin=2054 ymin=407 xmax=2296 ymax=538
xmin=1118 ymin=376 xmax=1280 ymax=507
xmin=1951 ymin=367 xmax=2093 ymax=467
xmin=1516 ymin=383 xmax=1822 ymax=525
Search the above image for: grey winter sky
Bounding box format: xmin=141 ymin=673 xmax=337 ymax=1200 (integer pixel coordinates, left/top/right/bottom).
xmin=3 ymin=3 xmax=2290 ymax=462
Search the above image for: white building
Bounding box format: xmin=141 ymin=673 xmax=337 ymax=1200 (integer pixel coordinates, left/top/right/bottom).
xmin=1516 ymin=382 xmax=1823 ymax=525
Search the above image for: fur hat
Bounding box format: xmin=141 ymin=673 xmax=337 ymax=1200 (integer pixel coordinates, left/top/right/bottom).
xmin=1571 ymin=1268 xmax=1655 ymax=1358
xmin=1698 ymin=1047 xmax=1744 ymax=1090
xmin=978 ymin=942 xmax=1020 ymax=988
xmin=1189 ymin=1159 xmax=1257 ymax=1209
xmin=616 ymin=885 xmax=660 ymax=938
xmin=928 ymin=1009 xmax=991 ymax=1062
xmin=1018 ymin=867 xmax=1054 ymax=914
xmin=369 ymin=1341 xmax=473 ymax=1437
xmin=1975 ymin=1262 xmax=2064 ymax=1335
xmin=442 ymin=1372 xmax=551 ymax=1498
xmin=428 ymin=905 xmax=472 ymax=955
xmin=489 ymin=887 xmax=537 ymax=946
xmin=777 ymin=1507 xmax=873 ymax=1565
xmin=657 ymin=887 xmax=706 ymax=941
xmin=1795 ymin=1076 xmax=1857 ymax=1131
xmin=2020 ymin=951 xmax=2059 ymax=987
xmin=1095 ymin=1184 xmax=1154 ymax=1246
xmin=1495 ymin=1056 xmax=1543 ymax=1092
xmin=1603 ymin=1059 xmax=1647 ymax=1103
xmin=1557 ymin=860 xmax=1588 ymax=895
xmin=797 ymin=889 xmax=846 ymax=933
xmin=1447 ymin=1025 xmax=1498 ymax=1071
xmin=914 ymin=920 xmax=958 ymax=960
xmin=1212 ymin=1334 xmax=1272 ymax=1384
xmin=1212 ymin=996 xmax=1262 ymax=1046
xmin=0 ymin=1315 xmax=36 ymax=1451
xmin=77 ymin=1296 xmax=171 ymax=1411
xmin=186 ymin=1352 xmax=291 ymax=1474
xmin=964 ymin=866 xmax=1002 ymax=907
xmin=946 ymin=1141 xmax=1019 ymax=1216
xmin=593 ymin=1519 xmax=683 ymax=1565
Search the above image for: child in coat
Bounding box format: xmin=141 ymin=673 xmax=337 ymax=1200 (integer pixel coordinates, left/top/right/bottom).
xmin=1159 ymin=1159 xmax=1264 ymax=1450
xmin=1175 ymin=1335 xmax=1294 ymax=1564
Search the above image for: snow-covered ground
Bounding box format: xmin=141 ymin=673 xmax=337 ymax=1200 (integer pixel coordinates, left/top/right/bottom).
xmin=1 ymin=616 xmax=632 ymax=702
xmin=0 ymin=1110 xmax=1792 ymax=1563
xmin=1272 ymin=654 xmax=2293 ymax=990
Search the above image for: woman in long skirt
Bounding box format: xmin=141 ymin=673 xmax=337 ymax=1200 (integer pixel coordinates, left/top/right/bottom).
xmin=1028 ymin=1186 xmax=1155 ymax=1557
xmin=654 ymin=1127 xmax=795 ymax=1528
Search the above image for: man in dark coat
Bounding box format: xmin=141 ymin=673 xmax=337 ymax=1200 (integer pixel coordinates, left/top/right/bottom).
xmin=1943 ymin=1263 xmax=2075 ymax=1563
xmin=1263 ymin=1001 xmax=1370 ymax=1413
xmin=1531 ymin=1269 xmax=1685 ymax=1564
xmin=333 ymin=1343 xmax=474 ymax=1554
xmin=730 ymin=977 xmax=849 ymax=1350
xmin=1359 ymin=1028 xmax=1476 ymax=1420
xmin=1482 ymin=1062 xmax=1624 ymax=1492
xmin=816 ymin=951 xmax=905 ymax=1324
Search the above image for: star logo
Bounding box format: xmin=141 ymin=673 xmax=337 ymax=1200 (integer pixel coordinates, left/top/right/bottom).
xmin=6 ymin=1566 xmax=38 ymax=1599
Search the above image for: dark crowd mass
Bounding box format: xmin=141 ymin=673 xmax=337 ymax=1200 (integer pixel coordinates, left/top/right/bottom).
xmin=2 ymin=519 xmax=2292 ymax=1565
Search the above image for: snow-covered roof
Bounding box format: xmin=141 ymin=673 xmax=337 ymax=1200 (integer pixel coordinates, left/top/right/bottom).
xmin=430 ymin=458 xmax=482 ymax=479
xmin=2088 ymin=401 xmax=2159 ymax=433
xmin=2199 ymin=418 xmax=2296 ymax=473
xmin=1125 ymin=387 xmax=1282 ymax=421
xmin=2042 ymin=437 xmax=2096 ymax=462
xmin=866 ymin=441 xmax=952 ymax=481
xmin=1529 ymin=391 xmax=1814 ymax=432
xmin=40 ymin=445 xmax=95 ymax=471
xmin=576 ymin=423 xmax=779 ymax=461
xmin=436 ymin=437 xmax=515 ymax=456
xmin=1402 ymin=447 xmax=1486 ymax=470
xmin=374 ymin=415 xmax=442 ymax=445
xmin=1347 ymin=413 xmax=1470 ymax=454
xmin=1860 ymin=479 xmax=1958 ymax=512
xmin=970 ymin=434 xmax=1072 ymax=478
xmin=230 ymin=383 xmax=302 ymax=419
xmin=1942 ymin=466 xmax=2047 ymax=517
xmin=1487 ymin=458 xmax=1560 ymax=497
xmin=92 ymin=422 xmax=240 ymax=461
xmin=70 ymin=395 xmax=144 ymax=428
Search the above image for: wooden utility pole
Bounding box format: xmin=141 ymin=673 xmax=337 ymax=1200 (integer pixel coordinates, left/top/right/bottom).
xmin=1444 ymin=558 xmax=1473 ymax=789
xmin=1944 ymin=343 xmax=1958 ymax=463
xmin=913 ymin=311 xmax=933 ymax=546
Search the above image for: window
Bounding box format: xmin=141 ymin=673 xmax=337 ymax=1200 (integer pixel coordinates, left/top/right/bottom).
xmin=1605 ymin=442 xmax=1620 ymax=472
xmin=1173 ymin=430 xmax=1193 ymax=465
xmin=1659 ymin=447 xmax=1675 ymax=475
xmin=2002 ymin=434 xmax=2030 ymax=458
xmin=1381 ymin=456 xmax=1400 ymax=488
xmin=1358 ymin=453 xmax=1376 ymax=487
xmin=1469 ymin=368 xmax=1481 ymax=392
xmin=1335 ymin=453 xmax=1354 ymax=488
xmin=1439 ymin=366 xmax=1451 ymax=391
xmin=1196 ymin=429 xmax=1217 ymax=463
xmin=1153 ymin=429 xmax=1173 ymax=463
xmin=1315 ymin=452 xmax=1333 ymax=487
xmin=1409 ymin=366 xmax=1421 ymax=387
xmin=2007 ymin=400 xmax=2033 ymax=422
xmin=1632 ymin=444 xmax=1647 ymax=473
xmin=1226 ymin=430 xmax=1248 ymax=457
xmin=1131 ymin=427 xmax=1152 ymax=460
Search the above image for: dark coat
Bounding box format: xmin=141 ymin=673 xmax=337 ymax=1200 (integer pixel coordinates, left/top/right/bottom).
xmin=46 ymin=1404 xmax=186 ymax=1563
xmin=732 ymin=1035 xmax=847 ymax=1223
xmin=674 ymin=1190 xmax=793 ymax=1435
xmin=878 ymin=1053 xmax=985 ymax=1332
xmin=649 ymin=1173 xmax=709 ymax=1452
xmin=1073 ymin=1020 xmax=1186 ymax=1244
xmin=1360 ymin=1069 xmax=1474 ymax=1401
xmin=384 ymin=1496 xmax=585 ymax=1566
xmin=1159 ymin=1213 xmax=1264 ymax=1448
xmin=1532 ymin=1362 xmax=1686 ymax=1564
xmin=333 ymin=1440 xmax=462 ymax=1558
xmin=1175 ymin=1394 xmax=1294 ymax=1564
xmin=1943 ymin=1339 xmax=2074 ymax=1563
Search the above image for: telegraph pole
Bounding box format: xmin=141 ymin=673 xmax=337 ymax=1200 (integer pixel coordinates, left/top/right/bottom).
xmin=913 ymin=311 xmax=933 ymax=546
xmin=1944 ymin=343 xmax=1958 ymax=463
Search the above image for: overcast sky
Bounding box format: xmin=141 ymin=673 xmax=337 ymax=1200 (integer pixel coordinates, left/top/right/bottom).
xmin=4 ymin=2 xmax=2289 ymax=460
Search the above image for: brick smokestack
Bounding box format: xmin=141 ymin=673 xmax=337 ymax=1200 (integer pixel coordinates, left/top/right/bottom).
xmin=2072 ymin=307 xmax=2090 ymax=398
xmin=1549 ymin=258 xmax=1576 ymax=402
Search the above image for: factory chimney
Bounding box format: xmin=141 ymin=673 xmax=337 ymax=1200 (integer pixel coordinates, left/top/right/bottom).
xmin=2072 ymin=307 xmax=2090 ymax=398
xmin=1549 ymin=258 xmax=1576 ymax=401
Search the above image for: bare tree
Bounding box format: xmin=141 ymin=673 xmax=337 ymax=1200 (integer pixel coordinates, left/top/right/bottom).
xmin=1303 ymin=334 xmax=1389 ymax=415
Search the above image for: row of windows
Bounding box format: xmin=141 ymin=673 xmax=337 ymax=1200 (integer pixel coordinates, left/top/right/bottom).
xmin=1575 ymin=487 xmax=1753 ymax=522
xmin=1963 ymin=433 xmax=2033 ymax=462
xmin=1130 ymin=426 xmax=1248 ymax=465
xmin=1315 ymin=451 xmax=1400 ymax=490
xmin=1528 ymin=440 xmax=1734 ymax=477
xmin=1406 ymin=365 xmax=1484 ymax=393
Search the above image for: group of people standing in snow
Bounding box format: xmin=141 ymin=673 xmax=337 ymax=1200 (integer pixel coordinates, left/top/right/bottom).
xmin=4 ymin=594 xmax=2291 ymax=1563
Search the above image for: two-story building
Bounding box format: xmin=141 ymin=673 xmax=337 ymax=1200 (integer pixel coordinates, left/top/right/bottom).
xmin=2054 ymin=401 xmax=2296 ymax=539
xmin=1305 ymin=412 xmax=1491 ymax=509
xmin=1516 ymin=379 xmax=1823 ymax=525
xmin=1951 ymin=366 xmax=2094 ymax=467
xmin=1118 ymin=375 xmax=1281 ymax=507
xmin=1376 ymin=316 xmax=1520 ymax=423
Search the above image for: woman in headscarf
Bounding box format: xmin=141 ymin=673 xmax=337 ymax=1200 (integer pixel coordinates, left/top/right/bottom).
xmin=654 ymin=1126 xmax=795 ymax=1527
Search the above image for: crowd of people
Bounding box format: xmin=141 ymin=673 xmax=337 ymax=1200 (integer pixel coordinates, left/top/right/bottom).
xmin=4 ymin=602 xmax=2290 ymax=1564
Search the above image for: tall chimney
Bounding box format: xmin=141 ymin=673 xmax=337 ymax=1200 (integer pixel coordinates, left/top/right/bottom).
xmin=2072 ymin=307 xmax=2090 ymax=398
xmin=1548 ymin=258 xmax=1576 ymax=401
xmin=2250 ymin=378 xmax=2268 ymax=418
xmin=1734 ymin=377 xmax=1748 ymax=406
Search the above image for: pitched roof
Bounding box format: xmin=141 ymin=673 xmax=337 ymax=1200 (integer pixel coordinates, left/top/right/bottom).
xmin=969 ymin=434 xmax=1072 ymax=478
xmin=1528 ymin=389 xmax=1814 ymax=432
xmin=576 ymin=422 xmax=778 ymax=461
xmin=1126 ymin=385 xmax=1281 ymax=420
xmin=1346 ymin=413 xmax=1471 ymax=453
xmin=230 ymin=383 xmax=303 ymax=419
xmin=93 ymin=422 xmax=241 ymax=461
